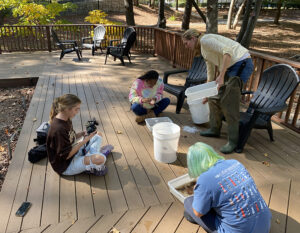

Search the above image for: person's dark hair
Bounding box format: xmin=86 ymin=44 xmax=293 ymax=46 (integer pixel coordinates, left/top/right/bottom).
xmin=138 ymin=70 xmax=159 ymax=81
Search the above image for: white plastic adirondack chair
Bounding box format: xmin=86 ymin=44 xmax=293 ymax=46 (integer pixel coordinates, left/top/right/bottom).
xmin=82 ymin=25 xmax=106 ymax=55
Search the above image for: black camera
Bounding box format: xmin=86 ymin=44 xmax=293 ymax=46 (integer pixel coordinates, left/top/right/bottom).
xmin=86 ymin=118 xmax=99 ymax=135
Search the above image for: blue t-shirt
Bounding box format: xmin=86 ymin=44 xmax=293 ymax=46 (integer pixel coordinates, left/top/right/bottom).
xmin=193 ymin=159 xmax=271 ymax=233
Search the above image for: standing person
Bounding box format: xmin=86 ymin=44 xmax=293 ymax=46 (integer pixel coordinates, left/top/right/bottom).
xmin=182 ymin=29 xmax=254 ymax=153
xmin=129 ymin=70 xmax=170 ymax=123
xmin=184 ymin=142 xmax=272 ymax=233
xmin=46 ymin=94 xmax=113 ymax=176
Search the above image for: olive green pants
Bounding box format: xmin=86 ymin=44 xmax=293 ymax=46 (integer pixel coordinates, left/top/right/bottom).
xmin=208 ymin=76 xmax=242 ymax=145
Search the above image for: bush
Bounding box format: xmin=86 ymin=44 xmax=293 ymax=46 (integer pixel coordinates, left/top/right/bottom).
xmin=84 ymin=10 xmax=120 ymax=25
xmin=168 ymin=15 xmax=176 ymax=21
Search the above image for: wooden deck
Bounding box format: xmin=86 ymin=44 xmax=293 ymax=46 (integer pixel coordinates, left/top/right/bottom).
xmin=0 ymin=54 xmax=300 ymax=233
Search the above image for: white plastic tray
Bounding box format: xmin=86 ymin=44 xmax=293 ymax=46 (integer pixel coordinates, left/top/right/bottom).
xmin=168 ymin=173 xmax=196 ymax=203
xmin=185 ymin=81 xmax=218 ymax=102
xmin=145 ymin=117 xmax=173 ymax=132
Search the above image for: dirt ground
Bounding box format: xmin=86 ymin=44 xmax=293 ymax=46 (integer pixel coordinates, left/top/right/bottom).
xmin=55 ymin=5 xmax=300 ymax=60
xmin=0 ymin=87 xmax=34 ymax=191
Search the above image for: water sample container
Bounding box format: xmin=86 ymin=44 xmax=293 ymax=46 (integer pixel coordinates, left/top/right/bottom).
xmin=185 ymin=81 xmax=218 ymax=102
xmin=152 ymin=122 xmax=180 ymax=163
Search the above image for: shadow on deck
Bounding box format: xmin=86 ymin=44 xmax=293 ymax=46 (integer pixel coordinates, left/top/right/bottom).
xmin=0 ymin=51 xmax=299 ymax=233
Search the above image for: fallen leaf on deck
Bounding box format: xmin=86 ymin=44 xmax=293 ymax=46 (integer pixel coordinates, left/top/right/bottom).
xmin=72 ymin=219 xmax=75 ymax=225
xmin=92 ymin=191 xmax=96 ymax=195
xmin=109 ymin=228 xmax=120 ymax=233
xmin=0 ymin=146 xmax=5 ymax=152
xmin=262 ymin=161 xmax=270 ymax=167
xmin=275 ymin=219 xmax=280 ymax=224
xmin=116 ymin=130 xmax=122 ymax=134
xmin=183 ymin=135 xmax=188 ymax=138
xmin=264 ymin=153 xmax=268 ymax=157
xmin=32 ymin=118 xmax=37 ymax=122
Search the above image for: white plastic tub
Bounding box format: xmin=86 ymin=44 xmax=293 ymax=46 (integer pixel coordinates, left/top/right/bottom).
xmin=185 ymin=81 xmax=218 ymax=102
xmin=168 ymin=173 xmax=196 ymax=203
xmin=152 ymin=122 xmax=180 ymax=163
xmin=145 ymin=117 xmax=173 ymax=132
xmin=187 ymin=98 xmax=210 ymax=124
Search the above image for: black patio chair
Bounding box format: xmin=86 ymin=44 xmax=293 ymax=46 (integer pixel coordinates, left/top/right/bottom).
xmin=109 ymin=27 xmax=135 ymax=48
xmin=104 ymin=29 xmax=136 ymax=66
xmin=236 ymin=64 xmax=300 ymax=153
xmin=163 ymin=56 xmax=207 ymax=114
xmin=51 ymin=29 xmax=82 ymax=61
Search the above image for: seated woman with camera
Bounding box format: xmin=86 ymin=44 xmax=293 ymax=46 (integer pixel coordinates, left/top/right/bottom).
xmin=46 ymin=94 xmax=113 ymax=176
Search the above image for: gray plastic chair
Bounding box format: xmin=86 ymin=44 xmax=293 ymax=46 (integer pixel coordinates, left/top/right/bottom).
xmin=82 ymin=25 xmax=106 ymax=55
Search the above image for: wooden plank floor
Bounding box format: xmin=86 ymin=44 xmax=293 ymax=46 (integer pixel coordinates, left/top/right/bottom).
xmin=0 ymin=54 xmax=300 ymax=232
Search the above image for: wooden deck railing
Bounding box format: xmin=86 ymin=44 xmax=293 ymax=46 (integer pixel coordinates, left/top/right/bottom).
xmin=154 ymin=28 xmax=300 ymax=133
xmin=0 ymin=24 xmax=299 ymax=132
xmin=0 ymin=25 xmax=155 ymax=54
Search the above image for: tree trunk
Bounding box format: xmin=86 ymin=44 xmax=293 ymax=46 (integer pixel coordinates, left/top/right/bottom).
xmin=157 ymin=0 xmax=166 ymax=28
xmin=236 ymin=0 xmax=252 ymax=42
xmin=233 ymin=0 xmax=246 ymax=29
xmin=0 ymin=12 xmax=5 ymax=26
xmin=133 ymin=0 xmax=139 ymax=6
xmin=274 ymin=0 xmax=283 ymax=24
xmin=181 ymin=0 xmax=193 ymax=30
xmin=150 ymin=0 xmax=155 ymax=8
xmin=227 ymin=0 xmax=236 ymax=29
xmin=206 ymin=0 xmax=218 ymax=33
xmin=240 ymin=0 xmax=263 ymax=48
xmin=124 ymin=0 xmax=135 ymax=26
xmin=191 ymin=0 xmax=206 ymax=23
xmin=176 ymin=0 xmax=178 ymax=10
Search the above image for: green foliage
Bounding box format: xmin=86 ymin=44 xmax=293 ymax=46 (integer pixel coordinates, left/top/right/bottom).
xmin=168 ymin=15 xmax=176 ymax=21
xmin=0 ymin=0 xmax=76 ymax=25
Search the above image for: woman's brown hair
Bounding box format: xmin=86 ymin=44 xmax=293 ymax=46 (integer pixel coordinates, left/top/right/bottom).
xmin=49 ymin=94 xmax=81 ymax=123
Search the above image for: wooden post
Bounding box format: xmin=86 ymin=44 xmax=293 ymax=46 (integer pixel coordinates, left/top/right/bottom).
xmin=292 ymin=96 xmax=300 ymax=127
xmin=153 ymin=28 xmax=157 ymax=56
xmin=172 ymin=33 xmax=176 ymax=67
xmin=46 ymin=26 xmax=52 ymax=52
xmin=285 ymin=88 xmax=296 ymax=123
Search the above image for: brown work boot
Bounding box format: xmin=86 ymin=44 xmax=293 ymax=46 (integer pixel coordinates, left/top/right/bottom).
xmin=135 ymin=110 xmax=155 ymax=123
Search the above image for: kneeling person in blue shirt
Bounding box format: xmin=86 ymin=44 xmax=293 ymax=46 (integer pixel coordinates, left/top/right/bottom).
xmin=184 ymin=142 xmax=271 ymax=233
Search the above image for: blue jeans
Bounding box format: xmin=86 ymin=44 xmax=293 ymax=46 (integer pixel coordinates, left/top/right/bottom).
xmin=226 ymin=58 xmax=254 ymax=83
xmin=62 ymin=134 xmax=106 ymax=176
xmin=184 ymin=196 xmax=217 ymax=233
xmin=131 ymin=98 xmax=170 ymax=116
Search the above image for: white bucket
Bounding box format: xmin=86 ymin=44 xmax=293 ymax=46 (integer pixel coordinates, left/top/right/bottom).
xmin=152 ymin=122 xmax=180 ymax=163
xmin=187 ymin=98 xmax=210 ymax=124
